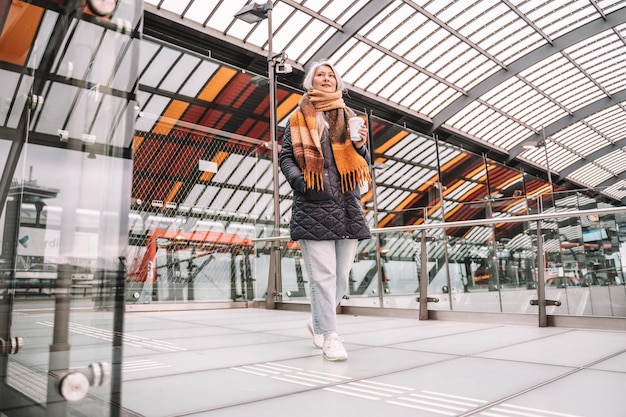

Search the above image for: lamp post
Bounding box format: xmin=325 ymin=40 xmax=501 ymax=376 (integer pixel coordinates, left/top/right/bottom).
xmin=522 ymin=127 xmax=557 ymax=326
xmin=235 ymin=1 xmax=281 ymax=308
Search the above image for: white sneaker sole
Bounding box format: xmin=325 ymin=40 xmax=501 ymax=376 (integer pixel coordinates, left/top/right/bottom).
xmin=306 ymin=321 xmax=323 ymax=349
xmin=323 ymin=352 xmax=348 ymax=361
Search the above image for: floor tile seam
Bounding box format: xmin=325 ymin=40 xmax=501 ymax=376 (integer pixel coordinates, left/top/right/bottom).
xmin=344 ymin=323 xmax=508 ymax=347
xmin=395 ymin=327 xmax=579 ymax=357
xmin=337 ymin=321 xmax=468 ymax=335
xmin=121 ymin=337 xmax=309 ymax=359
xmin=462 ymin=328 xmax=626 ymax=358
xmin=454 ymin=356 xmax=621 ymax=417
xmin=456 ymin=346 xmax=626 ymax=371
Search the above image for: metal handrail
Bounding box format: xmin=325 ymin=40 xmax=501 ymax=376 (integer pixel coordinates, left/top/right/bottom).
xmin=251 ymin=206 xmax=626 ymax=243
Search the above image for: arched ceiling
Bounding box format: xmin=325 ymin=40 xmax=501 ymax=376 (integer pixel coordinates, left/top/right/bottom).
xmin=144 ymin=0 xmax=626 ymax=202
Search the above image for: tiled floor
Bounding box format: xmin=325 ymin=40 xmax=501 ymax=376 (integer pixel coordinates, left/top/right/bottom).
xmin=119 ymin=308 xmax=626 ymax=417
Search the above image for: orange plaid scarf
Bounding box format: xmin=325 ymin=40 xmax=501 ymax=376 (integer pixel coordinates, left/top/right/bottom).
xmin=289 ymin=89 xmax=371 ymax=192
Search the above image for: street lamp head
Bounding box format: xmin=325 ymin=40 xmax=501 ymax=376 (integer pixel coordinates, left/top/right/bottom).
xmin=234 ymin=1 xmax=271 ymax=23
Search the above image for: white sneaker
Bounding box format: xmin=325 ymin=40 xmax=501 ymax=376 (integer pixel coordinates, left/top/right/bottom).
xmin=306 ymin=320 xmax=323 ymax=348
xmin=322 ymin=332 xmax=347 ymax=361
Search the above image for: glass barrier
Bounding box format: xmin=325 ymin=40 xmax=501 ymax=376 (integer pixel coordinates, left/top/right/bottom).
xmin=277 ymin=207 xmax=626 ymax=319
xmin=1 ymin=1 xmax=142 ymax=415
xmin=126 ymin=128 xmax=271 ymax=305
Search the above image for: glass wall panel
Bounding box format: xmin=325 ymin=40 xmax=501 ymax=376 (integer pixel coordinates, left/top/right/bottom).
xmin=127 ymin=128 xmax=267 ymax=304
xmin=1 ymin=1 xmax=141 ymax=415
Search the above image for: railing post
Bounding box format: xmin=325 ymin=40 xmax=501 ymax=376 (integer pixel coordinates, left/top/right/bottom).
xmin=536 ymin=220 xmax=548 ymax=326
xmin=419 ymin=230 xmax=429 ymax=320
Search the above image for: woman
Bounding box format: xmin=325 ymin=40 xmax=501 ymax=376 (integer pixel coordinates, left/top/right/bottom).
xmin=279 ymin=60 xmax=371 ymax=361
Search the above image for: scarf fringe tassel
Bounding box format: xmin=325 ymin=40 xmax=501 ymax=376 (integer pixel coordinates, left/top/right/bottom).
xmin=340 ymin=166 xmax=371 ymax=193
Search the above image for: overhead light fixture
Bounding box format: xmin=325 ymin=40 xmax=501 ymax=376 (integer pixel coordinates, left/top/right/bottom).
xmin=522 ymin=138 xmax=545 ymax=149
xmin=234 ymin=1 xmax=270 ymax=23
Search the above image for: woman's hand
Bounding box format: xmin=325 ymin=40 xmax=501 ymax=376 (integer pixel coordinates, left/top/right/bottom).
xmin=352 ymin=124 xmax=368 ymax=148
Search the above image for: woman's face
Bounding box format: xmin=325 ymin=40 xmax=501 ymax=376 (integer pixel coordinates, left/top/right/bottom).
xmin=312 ymin=65 xmax=337 ymax=93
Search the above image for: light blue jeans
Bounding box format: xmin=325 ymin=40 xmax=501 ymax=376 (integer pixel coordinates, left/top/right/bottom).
xmin=300 ymin=239 xmax=358 ymax=335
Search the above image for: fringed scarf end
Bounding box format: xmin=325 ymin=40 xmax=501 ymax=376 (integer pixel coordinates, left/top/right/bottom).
xmin=340 ymin=166 xmax=372 ymax=193
xmin=304 ymin=169 xmax=324 ymax=191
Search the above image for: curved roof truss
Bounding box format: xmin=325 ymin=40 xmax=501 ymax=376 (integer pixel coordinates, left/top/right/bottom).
xmin=141 ymin=0 xmax=626 ymax=202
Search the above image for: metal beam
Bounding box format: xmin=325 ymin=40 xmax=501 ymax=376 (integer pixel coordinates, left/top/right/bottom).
xmin=558 ymin=137 xmax=626 ymax=180
xmin=596 ymin=170 xmax=626 ymax=190
xmin=507 ymin=88 xmax=626 ymax=161
xmin=305 ymin=0 xmax=394 ymax=69
xmin=430 ymin=8 xmax=626 ymax=132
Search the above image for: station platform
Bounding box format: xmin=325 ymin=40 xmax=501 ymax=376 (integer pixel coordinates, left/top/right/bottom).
xmin=119 ymin=307 xmax=626 ymax=416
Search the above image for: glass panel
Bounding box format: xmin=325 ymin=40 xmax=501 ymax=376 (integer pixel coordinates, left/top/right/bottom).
xmin=1 ymin=2 xmax=141 ymax=415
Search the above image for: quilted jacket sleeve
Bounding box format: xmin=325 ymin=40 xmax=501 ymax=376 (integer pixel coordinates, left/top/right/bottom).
xmin=279 ymin=119 xmax=306 ymax=193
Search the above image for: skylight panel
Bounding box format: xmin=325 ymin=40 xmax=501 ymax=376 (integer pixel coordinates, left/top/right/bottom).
xmin=160 ymin=53 xmax=201 ymax=93
xmin=224 ymin=190 xmax=249 ymax=212
xmin=227 ymin=156 xmax=256 ymax=186
xmin=256 ymin=160 xmax=273 ymax=190
xmin=470 ymin=113 xmax=510 ymax=139
xmin=587 ymin=108 xmax=626 ymax=139
xmin=158 ymin=0 xmax=189 ymax=15
xmin=194 ymin=185 xmax=219 ymax=209
xmin=377 ymin=9 xmax=419 ymax=51
xmin=328 ymin=0 xmax=374 ymax=25
xmin=368 ymin=61 xmax=405 ymax=95
xmin=597 ymin=149 xmax=626 ymax=173
xmin=559 ymin=128 xmax=603 ymax=155
xmin=380 ymin=189 xmax=411 ymax=211
xmin=28 ymin=10 xmax=56 ymax=70
xmin=182 ymin=184 xmax=205 ymax=207
xmin=179 ymin=61 xmax=219 ymax=97
xmin=537 ymin=3 xmax=600 ymax=40
xmin=332 ymin=40 xmax=370 ymax=81
xmin=403 ymin=140 xmax=435 ymax=162
xmin=377 ymin=164 xmax=410 ymax=185
xmin=568 ymin=164 xmax=613 ymax=187
xmin=181 ymin=1 xmax=213 ymax=24
xmin=351 ymin=50 xmax=386 ymax=89
xmin=292 ymin=23 xmax=336 ymax=63
xmin=211 ymin=188 xmax=235 ymax=212
xmin=137 ymin=39 xmax=160 ymax=73
xmin=111 ymin=38 xmax=141 ymax=92
xmin=212 ymin=154 xmax=243 ymax=184
xmin=36 ymin=83 xmax=79 ymax=136
xmin=407 ymin=168 xmax=433 ymax=188
xmin=446 ymin=100 xmax=482 ymax=129
xmin=269 ymin=2 xmax=302 ymax=53
xmin=283 ymin=18 xmax=330 ymax=63
xmin=376 ymin=62 xmax=413 ymax=98
xmin=403 ymin=21 xmax=448 ymax=63
xmin=135 ymin=95 xmax=168 ymax=132
xmin=5 ymin=74 xmax=32 ymax=129
xmin=497 ymin=124 xmax=531 ymax=150
xmin=546 ymin=147 xmax=580 ymax=172
xmin=141 ymin=47 xmax=182 ymax=88
xmin=399 ymin=78 xmax=440 ymax=110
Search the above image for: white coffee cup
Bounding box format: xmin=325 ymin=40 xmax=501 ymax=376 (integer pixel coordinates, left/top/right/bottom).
xmin=348 ymin=116 xmax=364 ymax=141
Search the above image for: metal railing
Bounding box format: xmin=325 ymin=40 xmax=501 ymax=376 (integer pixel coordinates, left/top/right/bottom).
xmin=254 ymin=205 xmax=626 ymax=326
